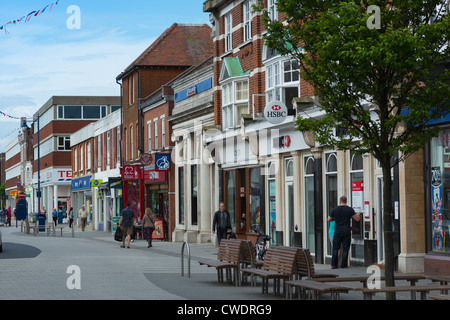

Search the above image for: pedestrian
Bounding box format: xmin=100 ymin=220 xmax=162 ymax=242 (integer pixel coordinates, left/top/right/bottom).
xmin=119 ymin=202 xmax=135 ymax=249
xmin=6 ymin=207 xmax=11 ymax=227
xmin=69 ymin=207 xmax=74 ymax=228
xmin=52 ymin=208 xmax=58 ymax=226
xmin=142 ymin=208 xmax=156 ymax=248
xmin=78 ymin=205 xmax=88 ymax=231
xmin=328 ymin=196 xmax=361 ymax=269
xmin=328 ymin=218 xmax=342 ymax=267
xmin=212 ymin=202 xmax=231 ymax=245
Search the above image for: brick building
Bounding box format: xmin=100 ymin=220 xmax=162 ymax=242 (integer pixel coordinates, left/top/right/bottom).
xmin=71 ymin=108 xmax=122 ymax=231
xmin=116 ymin=23 xmax=213 ymax=240
xmin=33 ymin=96 xmax=120 ymax=222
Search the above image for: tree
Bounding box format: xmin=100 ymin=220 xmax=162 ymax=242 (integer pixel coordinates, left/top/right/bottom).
xmin=258 ymin=0 xmax=449 ymax=299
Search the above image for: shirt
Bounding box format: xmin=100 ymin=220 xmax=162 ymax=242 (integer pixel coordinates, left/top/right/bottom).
xmin=329 ymin=205 xmax=357 ymax=234
xmin=121 ymin=208 xmax=135 ymax=227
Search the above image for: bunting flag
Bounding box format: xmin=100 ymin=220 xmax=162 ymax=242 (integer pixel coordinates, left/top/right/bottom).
xmin=0 ymin=0 xmax=61 ymax=35
xmin=0 ymin=127 xmax=20 ymax=140
xmin=0 ymin=110 xmax=33 ymax=120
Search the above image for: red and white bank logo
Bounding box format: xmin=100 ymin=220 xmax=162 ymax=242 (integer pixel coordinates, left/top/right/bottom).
xmin=264 ymin=101 xmax=288 ymax=125
xmin=272 ymin=104 xmax=282 ymax=111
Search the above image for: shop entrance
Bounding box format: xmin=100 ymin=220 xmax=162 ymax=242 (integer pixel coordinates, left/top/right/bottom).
xmin=223 ymin=167 xmax=264 ymax=242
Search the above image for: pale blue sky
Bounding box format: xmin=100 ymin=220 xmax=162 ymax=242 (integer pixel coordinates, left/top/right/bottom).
xmin=0 ymin=0 xmax=210 ymax=151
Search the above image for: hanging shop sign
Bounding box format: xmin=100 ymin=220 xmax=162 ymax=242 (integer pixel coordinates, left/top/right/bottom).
xmin=264 ymin=101 xmax=288 ymax=125
xmin=155 ymin=153 xmax=171 ymax=171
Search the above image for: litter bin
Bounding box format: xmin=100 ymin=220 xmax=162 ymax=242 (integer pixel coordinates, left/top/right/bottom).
xmin=37 ymin=213 xmax=47 ymax=232
xmin=364 ymin=239 xmax=378 ymax=267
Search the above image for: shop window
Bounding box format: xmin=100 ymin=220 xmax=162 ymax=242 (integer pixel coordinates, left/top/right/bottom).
xmin=191 ymin=165 xmax=198 ymax=225
xmin=178 ymin=167 xmax=185 ymax=224
xmin=430 ymin=131 xmax=450 ymax=253
xmin=325 ymin=152 xmax=338 ymax=255
xmin=304 ymin=156 xmax=315 ymax=253
xmin=250 ymin=168 xmax=261 ymax=232
xmin=226 ymin=171 xmax=236 ymax=232
xmin=268 ymin=162 xmax=277 ymax=245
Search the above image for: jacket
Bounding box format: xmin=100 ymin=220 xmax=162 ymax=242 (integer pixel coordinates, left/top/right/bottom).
xmin=212 ymin=210 xmax=231 ymax=231
xmin=142 ymin=214 xmax=155 ymax=228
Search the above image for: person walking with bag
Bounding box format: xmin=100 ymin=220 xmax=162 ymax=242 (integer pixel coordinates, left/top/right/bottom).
xmin=78 ymin=205 xmax=88 ymax=231
xmin=119 ymin=202 xmax=135 ymax=249
xmin=142 ymin=208 xmax=156 ymax=248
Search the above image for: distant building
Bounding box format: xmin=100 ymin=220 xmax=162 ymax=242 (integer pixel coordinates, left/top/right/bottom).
xmin=32 ymin=96 xmax=120 ymax=221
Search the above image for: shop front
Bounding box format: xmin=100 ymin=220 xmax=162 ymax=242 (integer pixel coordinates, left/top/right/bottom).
xmin=424 ymin=123 xmax=450 ymax=274
xmin=71 ymin=175 xmax=93 ymax=227
xmin=144 ymin=168 xmax=169 ymax=241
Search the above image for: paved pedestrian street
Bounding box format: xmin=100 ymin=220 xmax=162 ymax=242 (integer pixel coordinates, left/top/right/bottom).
xmin=0 ymin=224 xmax=435 ymax=303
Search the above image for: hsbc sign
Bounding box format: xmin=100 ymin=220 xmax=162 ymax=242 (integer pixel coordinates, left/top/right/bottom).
xmin=264 ymin=101 xmax=288 ymax=124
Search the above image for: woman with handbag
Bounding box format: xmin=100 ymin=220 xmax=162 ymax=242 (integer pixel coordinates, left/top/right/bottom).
xmin=142 ymin=208 xmax=156 ymax=248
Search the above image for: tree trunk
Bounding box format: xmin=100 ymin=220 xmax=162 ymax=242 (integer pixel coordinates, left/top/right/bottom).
xmin=382 ymin=162 xmax=396 ymax=300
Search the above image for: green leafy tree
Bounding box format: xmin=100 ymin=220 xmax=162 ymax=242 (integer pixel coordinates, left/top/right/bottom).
xmin=258 ymin=0 xmax=449 ymax=299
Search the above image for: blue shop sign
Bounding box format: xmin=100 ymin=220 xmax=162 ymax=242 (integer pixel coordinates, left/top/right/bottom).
xmin=72 ymin=176 xmax=92 ymax=191
xmin=174 ymin=78 xmax=212 ymax=103
xmin=155 ymin=153 xmax=171 ymax=171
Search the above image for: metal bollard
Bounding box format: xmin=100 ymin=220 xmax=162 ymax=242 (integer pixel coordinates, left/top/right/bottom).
xmin=181 ymin=241 xmax=191 ymax=278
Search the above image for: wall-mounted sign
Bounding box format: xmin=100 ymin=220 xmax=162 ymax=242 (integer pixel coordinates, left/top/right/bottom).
xmin=121 ymin=165 xmax=140 ymax=181
xmin=264 ymin=101 xmax=288 ymax=125
xmin=273 ymin=135 xmax=292 ymax=148
xmin=155 ymin=153 xmax=171 ymax=171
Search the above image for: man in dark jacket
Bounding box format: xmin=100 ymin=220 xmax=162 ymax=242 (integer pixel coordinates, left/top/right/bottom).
xmin=212 ymin=202 xmax=231 ymax=245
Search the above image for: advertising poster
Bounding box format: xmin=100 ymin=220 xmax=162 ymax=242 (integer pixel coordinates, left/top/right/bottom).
xmin=431 ymin=167 xmax=444 ymax=251
xmin=152 ymin=218 xmax=165 ymax=240
xmin=269 ymin=181 xmax=276 ymax=245
xmin=352 ymin=180 xmax=364 ymax=212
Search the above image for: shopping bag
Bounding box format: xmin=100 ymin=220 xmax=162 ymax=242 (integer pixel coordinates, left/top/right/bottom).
xmin=114 ymin=226 xmax=123 ymax=242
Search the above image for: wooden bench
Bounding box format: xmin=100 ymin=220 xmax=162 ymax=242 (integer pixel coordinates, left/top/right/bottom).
xmin=198 ymin=239 xmax=251 ymax=286
xmin=24 ymin=219 xmax=38 ymax=236
xmin=241 ymin=246 xmax=300 ymax=296
xmin=286 ymin=279 xmax=352 ymax=300
xmin=427 ymin=275 xmax=450 ymax=294
xmin=356 ymin=284 xmax=450 ymax=300
xmin=296 ymin=248 xmax=338 ymax=280
xmin=309 ymin=274 xmax=425 ymax=288
xmin=429 ymin=294 xmax=450 ymax=300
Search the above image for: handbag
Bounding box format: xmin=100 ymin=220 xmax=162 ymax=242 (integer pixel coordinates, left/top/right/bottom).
xmin=114 ymin=226 xmax=123 ymax=242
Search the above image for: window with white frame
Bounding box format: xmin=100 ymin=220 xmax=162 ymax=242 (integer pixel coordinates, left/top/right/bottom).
xmin=243 ymin=0 xmax=252 ymax=42
xmin=154 ymin=119 xmax=158 ymax=150
xmin=107 ymin=131 xmax=111 ymax=167
xmin=224 ymin=12 xmax=233 ymax=52
xmin=80 ymin=145 xmax=84 ymax=172
xmin=57 ymin=136 xmax=71 ymax=151
xmin=264 ymin=48 xmax=299 ymax=112
xmin=129 ymin=75 xmax=135 ymax=106
xmin=74 ymin=148 xmax=78 ymax=172
xmin=268 ymin=0 xmax=278 ymax=21
xmin=130 ymin=126 xmax=134 ymax=160
xmin=97 ymin=135 xmax=102 ymax=169
xmin=87 ymin=142 xmax=91 ymax=170
xmin=116 ymin=127 xmax=121 ymax=164
xmin=221 ymin=79 xmax=249 ymax=130
xmin=148 ymin=122 xmax=152 ymax=152
xmin=161 ymin=116 xmax=165 ymax=148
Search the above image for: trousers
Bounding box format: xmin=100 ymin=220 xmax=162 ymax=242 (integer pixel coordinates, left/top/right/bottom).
xmin=331 ymin=231 xmax=351 ymax=268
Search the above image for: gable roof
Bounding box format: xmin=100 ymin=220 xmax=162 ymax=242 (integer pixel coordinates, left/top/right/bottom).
xmin=219 ymin=57 xmax=250 ymax=82
xmin=118 ymin=23 xmax=213 ymax=80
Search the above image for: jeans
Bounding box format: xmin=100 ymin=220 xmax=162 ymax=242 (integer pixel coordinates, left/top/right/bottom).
xmin=216 ymin=228 xmax=228 ymax=245
xmin=332 ymin=231 xmax=351 ymax=268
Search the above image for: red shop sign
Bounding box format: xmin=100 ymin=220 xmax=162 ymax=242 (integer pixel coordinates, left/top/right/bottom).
xmin=121 ymin=165 xmax=141 ymax=181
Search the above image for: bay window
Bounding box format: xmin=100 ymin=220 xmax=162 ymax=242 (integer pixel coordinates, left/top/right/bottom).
xmin=221 ymin=79 xmax=249 ymax=130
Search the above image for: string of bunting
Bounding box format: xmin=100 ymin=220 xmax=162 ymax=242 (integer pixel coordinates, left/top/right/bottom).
xmin=0 ymin=110 xmax=32 ymax=120
xmin=0 ymin=0 xmax=61 ymax=35
xmin=0 ymin=127 xmax=20 ymax=141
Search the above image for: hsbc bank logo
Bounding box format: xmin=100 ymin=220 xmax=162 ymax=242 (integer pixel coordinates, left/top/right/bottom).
xmin=264 ymin=101 xmax=288 ymax=125
xmin=272 ymin=104 xmax=282 ymax=111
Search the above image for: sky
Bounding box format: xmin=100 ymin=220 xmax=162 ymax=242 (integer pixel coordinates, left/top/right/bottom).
xmin=0 ymin=0 xmax=210 ymax=152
